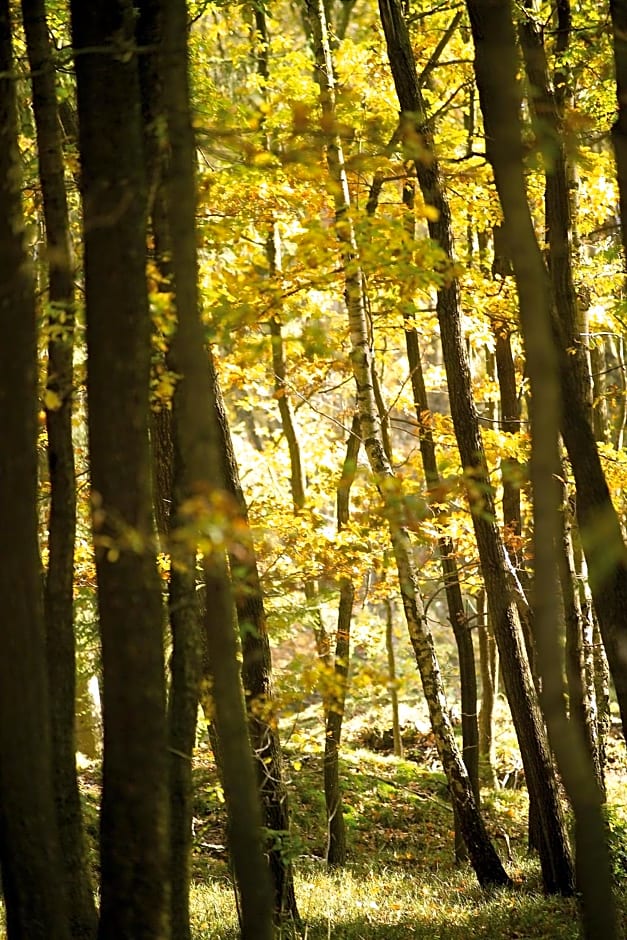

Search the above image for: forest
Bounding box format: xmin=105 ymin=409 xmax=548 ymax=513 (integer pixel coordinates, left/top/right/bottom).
xmin=1 ymin=0 xmax=627 ymax=937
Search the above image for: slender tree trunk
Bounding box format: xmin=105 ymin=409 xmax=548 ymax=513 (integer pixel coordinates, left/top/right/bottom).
xmin=158 ymin=4 xmax=274 ymax=936
xmin=477 ymin=591 xmax=498 ymax=789
xmin=136 ymin=7 xmax=202 ymax=933
xmin=71 ymin=3 xmax=170 ymax=937
xmin=473 ymin=0 xmax=627 ymax=744
xmin=379 ymin=0 xmax=573 ymax=895
xmin=573 ymin=536 xmax=610 ymax=786
xmin=166 ymin=469 xmax=202 ymax=940
xmin=369 ymin=173 xmax=480 ymax=849
xmin=403 ymin=315 xmax=479 ymax=805
xmin=0 ymin=6 xmax=70 ymax=936
xmin=519 ymin=0 xmax=593 ymax=425
xmin=385 ymin=599 xmax=404 ymax=759
xmin=21 ymin=1 xmax=96 ymax=935
xmin=144 ymin=42 xmax=298 ymax=922
xmin=213 ymin=377 xmax=300 ymax=922
xmin=266 ymin=234 xmax=329 ymax=664
xmin=558 ymin=480 xmax=604 ymax=796
xmin=325 ymin=414 xmax=360 ymax=865
xmin=466 ymin=1 xmax=617 ymax=933
xmin=307 ymin=0 xmax=510 ymax=889
xmin=611 ymin=0 xmax=627 ymax=268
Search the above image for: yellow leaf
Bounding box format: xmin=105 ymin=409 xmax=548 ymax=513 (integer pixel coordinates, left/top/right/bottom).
xmin=43 ymin=388 xmax=62 ymax=411
xmin=423 ymin=204 xmax=440 ymax=222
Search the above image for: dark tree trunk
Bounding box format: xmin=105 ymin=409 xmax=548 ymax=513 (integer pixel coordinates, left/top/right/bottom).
xmin=493 ymin=327 xmax=523 ymax=572
xmin=0 ymin=5 xmax=70 ymax=936
xmin=308 ymin=0 xmax=510 ymax=889
xmin=385 ymin=599 xmax=404 ymax=758
xmin=477 ymin=591 xmax=498 ymax=788
xmin=559 ymin=481 xmax=605 ymax=796
xmin=166 ymin=475 xmax=202 ymax=940
xmin=213 ymin=376 xmax=300 ymax=922
xmin=519 ymin=0 xmax=593 ymax=426
xmin=21 ymin=0 xmax=97 ymax=935
xmin=379 ymin=0 xmax=574 ymax=896
xmin=71 ymin=3 xmax=170 ymax=937
xmin=368 ymin=169 xmax=480 ymax=850
xmin=404 ymin=318 xmax=479 ymax=806
xmin=142 ymin=10 xmax=298 ymax=916
xmin=493 ymin=315 xmax=540 ymax=851
xmin=492 ymin=0 xmax=627 ymax=745
xmin=465 ymin=0 xmax=617 ymax=933
xmin=136 ymin=6 xmax=202 ymax=933
xmin=325 ymin=414 xmax=360 ymax=866
xmin=157 ymin=2 xmax=274 ymax=936
xmin=611 ymin=0 xmax=627 ymax=268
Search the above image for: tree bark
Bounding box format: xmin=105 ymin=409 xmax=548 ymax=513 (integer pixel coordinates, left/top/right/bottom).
xmin=325 ymin=413 xmax=360 ymax=865
xmin=136 ymin=6 xmax=202 ymax=934
xmin=70 ymin=3 xmax=170 ymax=937
xmin=0 ymin=5 xmax=71 ymax=935
xmin=403 ymin=314 xmax=479 ymax=806
xmin=21 ymin=0 xmax=97 ymax=935
xmin=611 ymin=0 xmax=627 ymax=268
xmin=379 ymin=0 xmax=573 ymax=895
xmin=465 ymin=0 xmax=617 ymax=932
xmin=213 ymin=375 xmax=301 ymax=922
xmin=559 ymin=480 xmax=604 ymax=796
xmin=477 ymin=591 xmax=498 ymax=789
xmin=157 ymin=3 xmax=275 ymax=936
xmin=308 ymin=0 xmax=510 ymax=889
xmin=385 ymin=599 xmax=404 ymax=759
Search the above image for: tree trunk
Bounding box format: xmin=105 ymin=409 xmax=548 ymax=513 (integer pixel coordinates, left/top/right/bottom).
xmin=266 ymin=237 xmax=329 ymax=664
xmin=157 ymin=3 xmax=274 ymax=936
xmin=379 ymin=0 xmax=573 ymax=895
xmin=0 ymin=5 xmax=71 ymax=936
xmin=385 ymin=599 xmax=404 ymax=759
xmin=466 ymin=1 xmax=617 ymax=933
xmin=70 ymin=3 xmax=170 ymax=937
xmin=477 ymin=591 xmax=498 ymax=789
xmin=486 ymin=0 xmax=627 ymax=745
xmin=21 ymin=0 xmax=97 ymax=935
xmin=136 ymin=7 xmax=203 ymax=932
xmin=166 ymin=483 xmax=202 ymax=940
xmin=213 ymin=377 xmax=300 ymax=922
xmin=325 ymin=414 xmax=360 ymax=865
xmin=559 ymin=480 xmax=604 ymax=797
xmin=308 ymin=0 xmax=510 ymax=889
xmin=519 ymin=0 xmax=593 ymax=425
xmin=369 ymin=173 xmax=480 ymax=850
xmin=611 ymin=0 xmax=627 ymax=268
xmin=403 ymin=314 xmax=479 ymax=805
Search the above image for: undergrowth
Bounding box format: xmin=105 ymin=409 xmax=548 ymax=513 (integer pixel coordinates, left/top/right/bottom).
xmin=187 ymin=732 xmax=627 ymax=939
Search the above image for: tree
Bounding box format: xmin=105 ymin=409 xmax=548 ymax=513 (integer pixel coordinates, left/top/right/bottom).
xmin=0 ymin=2 xmax=70 ymax=936
xmin=325 ymin=413 xmax=360 ymax=865
xmin=70 ymin=1 xmax=170 ymax=936
xmin=306 ymin=0 xmax=510 ymax=889
xmin=157 ymin=1 xmax=275 ymax=936
xmin=378 ymin=0 xmax=574 ymax=896
xmin=465 ymin=0 xmax=618 ymax=933
xmin=21 ymin=0 xmax=97 ymax=933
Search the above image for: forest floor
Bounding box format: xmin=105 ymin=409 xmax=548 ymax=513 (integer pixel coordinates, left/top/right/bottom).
xmin=164 ymin=701 xmax=627 ymax=940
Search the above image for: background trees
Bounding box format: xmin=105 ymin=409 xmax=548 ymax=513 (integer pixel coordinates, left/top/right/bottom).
xmin=2 ymin=0 xmax=627 ymax=937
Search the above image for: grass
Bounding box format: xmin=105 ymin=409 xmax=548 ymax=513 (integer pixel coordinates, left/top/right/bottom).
xmin=187 ymin=733 xmax=627 ymax=939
